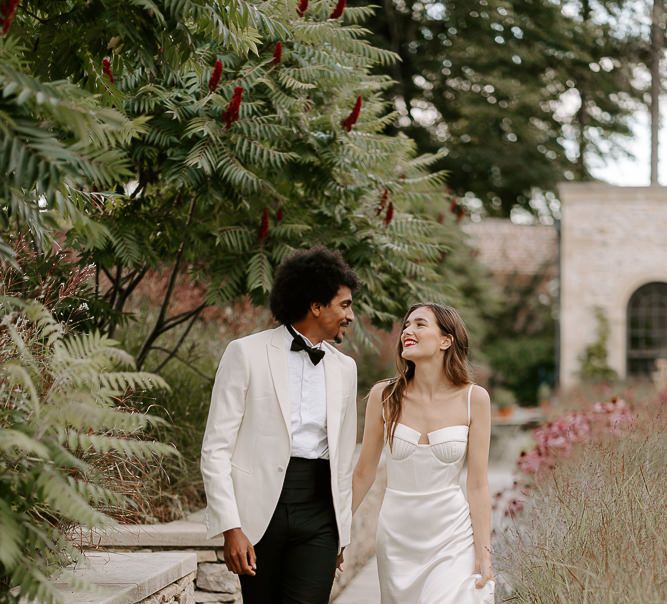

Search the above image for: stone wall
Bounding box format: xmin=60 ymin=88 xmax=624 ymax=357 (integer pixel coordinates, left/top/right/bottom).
xmin=559 ymin=183 xmax=667 ymax=388
xmin=139 ymin=571 xmax=196 ymax=604
xmin=53 ymin=551 xmax=197 ymax=604
xmin=92 ymin=546 xmax=241 ymax=603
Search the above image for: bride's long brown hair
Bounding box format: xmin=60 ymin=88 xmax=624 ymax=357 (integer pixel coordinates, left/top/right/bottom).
xmin=381 ymin=303 xmax=472 ymax=448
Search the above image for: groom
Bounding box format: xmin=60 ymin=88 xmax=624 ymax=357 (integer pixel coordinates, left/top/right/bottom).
xmin=201 ymin=247 xmax=359 ymax=604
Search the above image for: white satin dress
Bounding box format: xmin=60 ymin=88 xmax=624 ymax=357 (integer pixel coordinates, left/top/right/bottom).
xmin=376 ymin=384 xmax=495 ymax=604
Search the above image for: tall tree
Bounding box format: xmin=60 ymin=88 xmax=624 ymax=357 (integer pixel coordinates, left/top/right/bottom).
xmin=355 ymin=0 xmax=646 ymax=215
xmin=650 ymin=0 xmax=664 ymax=185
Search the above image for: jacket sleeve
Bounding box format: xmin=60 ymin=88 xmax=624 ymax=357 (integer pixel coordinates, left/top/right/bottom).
xmin=200 ymin=339 xmax=249 ymax=538
xmin=337 ymin=356 xmax=358 ymax=548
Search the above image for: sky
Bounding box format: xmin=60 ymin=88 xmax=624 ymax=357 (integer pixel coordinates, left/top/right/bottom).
xmin=590 ymin=103 xmax=667 ymax=186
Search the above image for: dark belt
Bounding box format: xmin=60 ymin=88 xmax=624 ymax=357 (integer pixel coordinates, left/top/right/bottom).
xmin=278 ymin=457 xmax=332 ymax=504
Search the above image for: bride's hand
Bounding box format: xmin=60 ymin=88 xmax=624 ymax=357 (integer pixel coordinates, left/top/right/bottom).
xmin=474 ymin=557 xmax=494 ymax=588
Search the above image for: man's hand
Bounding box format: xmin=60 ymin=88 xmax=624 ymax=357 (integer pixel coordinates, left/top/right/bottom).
xmin=223 ymin=528 xmax=257 ymax=576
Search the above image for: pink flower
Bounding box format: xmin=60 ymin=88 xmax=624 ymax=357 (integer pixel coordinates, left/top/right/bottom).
xmin=505 ymin=498 xmax=524 ymax=518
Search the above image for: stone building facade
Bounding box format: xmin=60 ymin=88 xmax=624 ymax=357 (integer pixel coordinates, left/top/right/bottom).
xmin=463 ymin=218 xmax=558 ymax=284
xmin=559 ymin=183 xmax=667 ymax=388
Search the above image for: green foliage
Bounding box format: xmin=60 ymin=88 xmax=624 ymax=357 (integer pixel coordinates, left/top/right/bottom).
xmin=486 ymin=334 xmax=555 ymax=404
xmin=482 ymin=272 xmax=556 ymax=405
xmin=0 ymin=298 xmax=177 ymax=602
xmin=1 ymin=0 xmax=467 ymax=365
xmin=578 ymin=306 xmax=618 ymax=382
xmin=355 ymin=0 xmax=647 ymax=215
xmin=0 ymin=32 xmax=146 ymax=260
xmin=492 ymin=386 xmax=517 ymax=410
xmin=0 ymin=234 xmax=123 ymax=331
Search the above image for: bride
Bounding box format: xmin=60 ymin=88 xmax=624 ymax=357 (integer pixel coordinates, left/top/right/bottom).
xmin=352 ymin=303 xmax=495 ymax=603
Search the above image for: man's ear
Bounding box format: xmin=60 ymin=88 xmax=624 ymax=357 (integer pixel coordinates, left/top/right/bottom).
xmin=311 ymin=302 xmax=321 ymax=317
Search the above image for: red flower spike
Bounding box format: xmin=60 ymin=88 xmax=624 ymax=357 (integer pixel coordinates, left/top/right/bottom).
xmin=273 ymin=41 xmax=282 ymax=65
xmin=223 ymin=87 xmax=244 ymax=129
xmin=449 ymin=198 xmax=458 ymax=212
xmin=341 ymin=96 xmax=362 ymax=132
xmin=258 ymin=207 xmax=270 ymax=242
xmin=102 ymin=57 xmax=114 ymax=83
xmin=1 ymin=0 xmax=19 ymax=35
xmin=376 ymin=188 xmax=389 ymax=215
xmin=329 ymin=0 xmax=346 ymax=19
xmin=276 ymin=207 xmax=284 ymax=222
xmin=384 ymin=202 xmax=394 ymax=226
xmin=208 ymin=59 xmax=222 ymax=93
xmin=297 ymin=0 xmax=308 ymax=17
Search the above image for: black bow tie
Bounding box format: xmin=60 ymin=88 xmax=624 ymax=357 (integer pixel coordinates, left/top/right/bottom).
xmin=287 ymin=325 xmax=325 ymax=366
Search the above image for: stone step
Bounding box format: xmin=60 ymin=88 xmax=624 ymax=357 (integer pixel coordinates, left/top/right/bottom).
xmin=51 ymin=551 xmax=197 ymax=604
xmin=74 ymin=517 xmax=224 ymax=549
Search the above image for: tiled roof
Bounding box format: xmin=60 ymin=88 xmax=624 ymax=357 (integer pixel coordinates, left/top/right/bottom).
xmin=462 ymin=219 xmax=558 ymax=276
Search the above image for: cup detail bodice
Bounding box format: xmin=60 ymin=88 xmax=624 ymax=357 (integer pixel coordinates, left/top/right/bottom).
xmin=384 ymin=422 xmax=469 ymax=493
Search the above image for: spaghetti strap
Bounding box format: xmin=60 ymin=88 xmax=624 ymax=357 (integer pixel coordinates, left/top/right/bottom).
xmin=467 ymin=384 xmax=474 ymax=426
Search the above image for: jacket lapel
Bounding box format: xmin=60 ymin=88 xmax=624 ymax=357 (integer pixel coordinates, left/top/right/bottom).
xmin=267 ymin=326 xmax=291 ymax=435
xmin=324 ymin=346 xmax=342 ymax=461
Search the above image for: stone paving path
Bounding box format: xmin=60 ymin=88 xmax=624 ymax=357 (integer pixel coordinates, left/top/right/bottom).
xmin=333 ymin=465 xmax=515 ymax=603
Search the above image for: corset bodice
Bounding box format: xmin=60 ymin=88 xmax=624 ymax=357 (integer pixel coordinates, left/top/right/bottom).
xmin=384 ymin=422 xmax=469 ymax=493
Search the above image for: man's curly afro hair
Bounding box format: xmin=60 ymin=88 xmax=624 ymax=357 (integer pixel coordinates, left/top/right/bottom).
xmin=270 ymin=247 xmax=359 ymax=325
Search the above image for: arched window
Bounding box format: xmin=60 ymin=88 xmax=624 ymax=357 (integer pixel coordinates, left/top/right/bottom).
xmin=627 ymin=282 xmax=667 ymax=377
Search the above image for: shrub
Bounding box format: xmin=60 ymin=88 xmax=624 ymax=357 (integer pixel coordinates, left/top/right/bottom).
xmin=0 ymin=299 xmax=176 ymax=603
xmin=113 ymin=296 xmax=273 ymax=520
xmin=578 ymin=307 xmax=619 ymax=382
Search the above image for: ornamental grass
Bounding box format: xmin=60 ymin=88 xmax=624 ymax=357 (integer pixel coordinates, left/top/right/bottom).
xmin=495 ymin=389 xmax=667 ymax=603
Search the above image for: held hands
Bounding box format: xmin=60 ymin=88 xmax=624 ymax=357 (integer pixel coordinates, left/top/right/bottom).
xmin=474 ymin=554 xmax=494 ymax=588
xmin=223 ymin=528 xmax=257 ymax=576
xmin=336 ymin=548 xmax=345 ymax=573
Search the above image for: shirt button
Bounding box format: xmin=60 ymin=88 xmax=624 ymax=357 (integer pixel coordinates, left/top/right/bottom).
xmin=277 ymin=466 xmax=284 ymax=473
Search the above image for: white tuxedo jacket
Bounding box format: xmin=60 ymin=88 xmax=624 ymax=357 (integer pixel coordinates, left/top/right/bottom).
xmin=201 ymin=325 xmax=358 ymax=548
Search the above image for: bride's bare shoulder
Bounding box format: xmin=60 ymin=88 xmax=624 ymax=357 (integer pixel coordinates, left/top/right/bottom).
xmin=470 ymin=384 xmax=491 ymax=404
xmin=470 ymin=384 xmax=491 ymax=421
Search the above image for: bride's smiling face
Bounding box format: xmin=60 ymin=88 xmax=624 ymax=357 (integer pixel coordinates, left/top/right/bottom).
xmin=400 ymin=306 xmax=452 ymax=361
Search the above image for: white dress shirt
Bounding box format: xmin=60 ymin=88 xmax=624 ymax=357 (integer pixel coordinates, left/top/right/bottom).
xmin=285 ymin=325 xmax=329 ymax=459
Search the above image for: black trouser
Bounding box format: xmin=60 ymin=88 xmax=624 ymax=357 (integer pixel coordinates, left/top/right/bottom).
xmin=239 ymin=457 xmax=339 ymax=604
